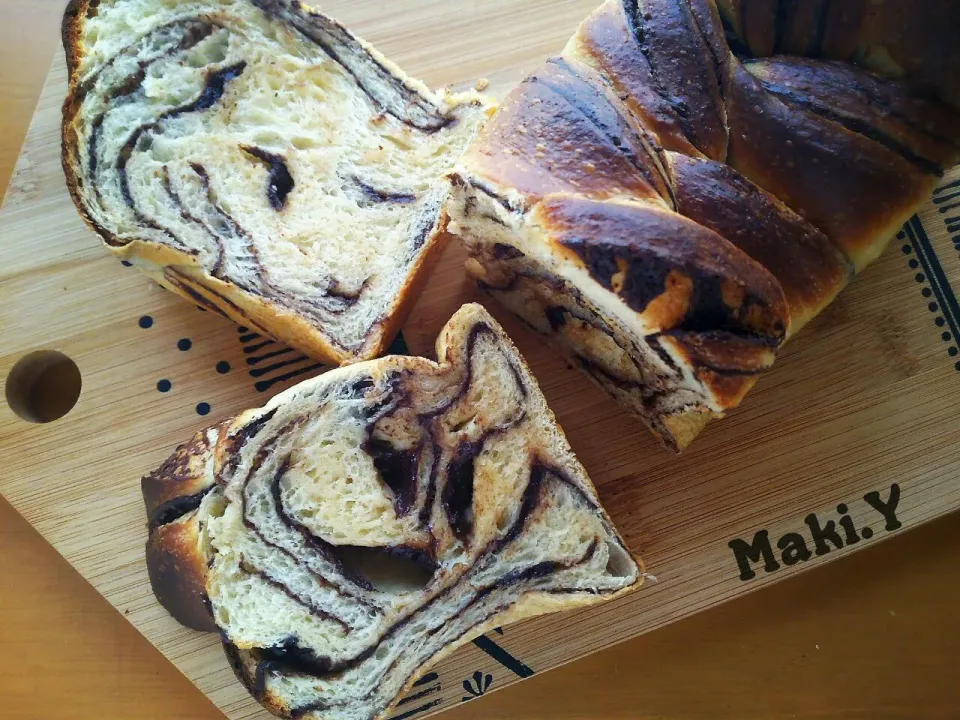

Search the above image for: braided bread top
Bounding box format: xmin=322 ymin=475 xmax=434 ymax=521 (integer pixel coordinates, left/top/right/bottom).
xmin=451 ymin=0 xmax=960 ymax=449
xmin=496 ymin=3 xmax=954 ymax=297
xmin=468 ymin=0 xmax=960 ymax=274
xmin=717 ymin=0 xmax=960 ymax=110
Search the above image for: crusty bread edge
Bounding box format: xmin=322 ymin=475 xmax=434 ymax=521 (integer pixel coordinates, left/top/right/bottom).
xmin=141 ymin=422 xmax=227 ymax=633
xmin=145 ymin=511 xmax=219 ymax=633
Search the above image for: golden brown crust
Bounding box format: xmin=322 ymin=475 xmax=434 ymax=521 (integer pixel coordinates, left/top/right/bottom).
xmin=453 ymin=0 xmax=960 ymax=451
xmin=141 ymin=425 xmax=220 ymax=516
xmin=535 ymin=194 xmax=788 ymax=342
xmin=715 ymin=0 xmax=960 ymax=109
xmin=141 ymin=424 xmax=225 ymax=633
xmin=460 ymin=57 xmax=672 ymax=206
xmin=726 ymin=59 xmax=936 ymax=270
xmin=60 ymin=0 xmax=108 ymax=264
xmin=569 ymin=1 xmax=702 ymax=157
xmin=573 ymin=0 xmax=730 ymax=161
xmin=145 ymin=512 xmax=217 ymax=633
xmin=743 ymin=57 xmax=960 ymax=175
xmin=60 ymin=0 xmax=91 ymax=78
xmin=670 ymin=152 xmax=852 ymax=336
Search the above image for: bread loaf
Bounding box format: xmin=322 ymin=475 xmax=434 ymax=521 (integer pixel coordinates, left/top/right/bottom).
xmin=61 ymin=0 xmax=493 ymax=364
xmin=143 ymin=303 xmax=640 ymax=720
xmin=447 ymin=0 xmax=960 ymax=451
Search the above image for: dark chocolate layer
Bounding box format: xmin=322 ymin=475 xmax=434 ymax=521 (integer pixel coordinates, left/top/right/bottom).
xmin=242 ymin=146 xmax=296 ymax=210
xmin=346 ymin=174 xmax=417 ymax=207
xmin=148 ymin=487 xmax=215 ymax=532
xmin=251 ymin=0 xmax=453 ymax=132
xmin=363 ymin=436 xmax=422 ymax=516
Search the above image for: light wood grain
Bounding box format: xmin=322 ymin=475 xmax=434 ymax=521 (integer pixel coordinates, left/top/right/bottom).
xmin=1 ymin=2 xmax=960 ymax=720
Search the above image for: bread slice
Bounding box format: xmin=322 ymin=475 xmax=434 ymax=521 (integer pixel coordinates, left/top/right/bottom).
xmin=142 ymin=303 xmax=641 ymax=720
xmin=61 ymin=0 xmax=493 ymax=364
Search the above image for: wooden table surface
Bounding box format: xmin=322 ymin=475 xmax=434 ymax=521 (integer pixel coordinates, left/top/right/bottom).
xmin=1 ymin=2 xmax=958 ymax=719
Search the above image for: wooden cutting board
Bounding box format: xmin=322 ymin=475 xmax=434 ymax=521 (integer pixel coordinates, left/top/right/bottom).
xmin=1 ymin=2 xmax=959 ymax=718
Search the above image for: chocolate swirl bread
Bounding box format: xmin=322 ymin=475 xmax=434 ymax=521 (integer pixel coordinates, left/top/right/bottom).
xmin=447 ymin=0 xmax=960 ymax=451
xmin=61 ymin=0 xmax=493 ymax=363
xmin=143 ymin=303 xmax=640 ymax=720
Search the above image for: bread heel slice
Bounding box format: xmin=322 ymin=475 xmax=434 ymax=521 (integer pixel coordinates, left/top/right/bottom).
xmin=142 ymin=303 xmax=641 ymax=720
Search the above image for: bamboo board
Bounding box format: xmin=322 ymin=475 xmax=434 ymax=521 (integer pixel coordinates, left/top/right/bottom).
xmin=1 ymin=2 xmax=959 ymax=718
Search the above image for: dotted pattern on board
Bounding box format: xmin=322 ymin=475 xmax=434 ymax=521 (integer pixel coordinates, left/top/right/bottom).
xmin=902 ymin=178 xmax=960 ymax=372
xmin=901 ymin=242 xmax=956 ymax=358
xmin=137 ymin=312 xmax=217 ymax=415
xmin=135 ymin=304 xmax=417 ymax=417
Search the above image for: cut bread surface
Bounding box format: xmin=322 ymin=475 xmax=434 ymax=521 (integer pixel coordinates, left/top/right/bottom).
xmin=142 ymin=304 xmax=640 ymax=720
xmin=62 ymin=0 xmax=493 ymax=363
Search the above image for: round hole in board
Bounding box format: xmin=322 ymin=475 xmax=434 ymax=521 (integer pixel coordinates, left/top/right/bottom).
xmin=5 ymin=350 xmax=82 ymax=423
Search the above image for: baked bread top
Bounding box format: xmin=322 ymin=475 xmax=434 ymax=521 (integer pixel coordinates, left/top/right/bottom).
xmin=61 ymin=0 xmax=493 ymax=364
xmin=143 ymin=303 xmax=640 ymax=720
xmin=715 ymin=0 xmax=960 ymax=111
xmin=446 ymin=0 xmax=960 ymax=451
